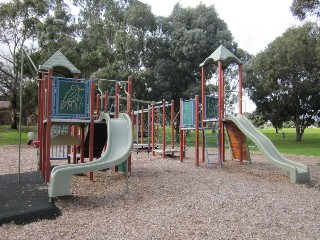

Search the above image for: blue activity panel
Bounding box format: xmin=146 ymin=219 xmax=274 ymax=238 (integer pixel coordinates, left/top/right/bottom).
xmin=51 ymin=77 xmax=90 ymax=119
xmin=181 ymin=99 xmax=195 ymax=127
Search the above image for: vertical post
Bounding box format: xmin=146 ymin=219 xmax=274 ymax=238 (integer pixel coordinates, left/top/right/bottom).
xmin=115 ymin=82 xmax=120 ymax=118
xmin=179 ymin=98 xmax=183 ymax=162
xmin=89 ymin=81 xmax=95 ymax=181
xmin=147 ymin=105 xmax=151 ymax=152
xmin=80 ymin=125 xmax=85 ymax=163
xmin=38 ymin=73 xmax=44 ymax=171
xmin=201 ymin=66 xmax=206 ymax=162
xmin=238 ymin=64 xmax=243 ymax=115
xmin=141 ymin=106 xmax=144 ymax=145
xmin=162 ymin=99 xmax=166 ymax=158
xmin=151 ymin=104 xmax=155 ymax=156
xmin=195 ymin=95 xmax=199 ymax=167
xmin=171 ymin=100 xmax=174 ymax=150
xmin=45 ymin=68 xmax=53 ymax=182
xmin=40 ymin=74 xmax=47 ymax=177
xmin=127 ymin=76 xmax=133 ymax=172
xmin=239 ymin=64 xmax=243 ymax=163
xmin=218 ymin=61 xmax=224 ymax=163
xmin=72 ymin=126 xmax=77 ymax=164
xmin=96 ymin=94 xmax=100 ymax=119
xmin=221 ymin=66 xmax=225 ymax=162
xmin=104 ymin=91 xmax=109 ymax=112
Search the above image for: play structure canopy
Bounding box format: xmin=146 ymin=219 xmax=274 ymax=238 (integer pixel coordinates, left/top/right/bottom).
xmin=199 ymin=44 xmax=243 ymax=69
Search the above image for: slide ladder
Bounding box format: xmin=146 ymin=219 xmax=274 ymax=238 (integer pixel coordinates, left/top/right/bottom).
xmin=223 ymin=114 xmax=310 ymax=184
xmin=204 ymin=129 xmax=221 ymax=168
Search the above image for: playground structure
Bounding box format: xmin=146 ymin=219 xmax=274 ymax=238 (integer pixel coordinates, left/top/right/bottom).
xmin=37 ymin=43 xmax=310 ymax=199
xmin=198 ymin=45 xmax=310 ymax=183
xmin=37 ymin=51 xmax=133 ymax=188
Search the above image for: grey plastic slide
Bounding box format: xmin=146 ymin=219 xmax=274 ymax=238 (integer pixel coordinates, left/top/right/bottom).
xmin=48 ymin=113 xmax=133 ymax=198
xmin=224 ymin=114 xmax=310 ymax=184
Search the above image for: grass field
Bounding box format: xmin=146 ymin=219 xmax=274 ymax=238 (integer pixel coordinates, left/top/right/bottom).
xmin=253 ymin=127 xmax=320 ymax=156
xmin=0 ymin=125 xmax=37 ymax=146
xmin=165 ymin=127 xmax=320 ymax=157
xmin=1 ymin=124 xmax=319 ymax=157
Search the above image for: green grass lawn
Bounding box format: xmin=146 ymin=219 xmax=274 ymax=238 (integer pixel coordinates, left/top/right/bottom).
xmin=1 ymin=124 xmax=319 ymax=157
xmin=249 ymin=127 xmax=320 ymax=156
xmin=160 ymin=127 xmax=320 ymax=157
xmin=0 ymin=125 xmax=37 ymax=146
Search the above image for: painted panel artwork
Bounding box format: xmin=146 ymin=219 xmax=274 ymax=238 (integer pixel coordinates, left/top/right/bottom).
xmin=57 ymin=80 xmax=86 ymax=116
xmin=182 ymin=100 xmax=194 ymax=126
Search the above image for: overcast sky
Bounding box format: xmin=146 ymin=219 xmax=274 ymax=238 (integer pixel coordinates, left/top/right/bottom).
xmin=140 ymin=0 xmax=304 ymax=55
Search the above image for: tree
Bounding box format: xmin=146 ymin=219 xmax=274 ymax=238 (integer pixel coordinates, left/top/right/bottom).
xmin=147 ymin=3 xmax=237 ymax=103
xmin=35 ymin=0 xmax=78 ymax=65
xmin=140 ymin=3 xmax=239 ymax=140
xmin=0 ymin=0 xmax=49 ymax=129
xmin=290 ymin=0 xmax=320 ymax=20
xmin=246 ymin=111 xmax=267 ymax=128
xmin=244 ymin=22 xmax=320 ymax=141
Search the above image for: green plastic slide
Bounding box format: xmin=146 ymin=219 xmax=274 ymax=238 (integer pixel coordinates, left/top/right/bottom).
xmin=224 ymin=114 xmax=310 ymax=184
xmin=48 ymin=113 xmax=133 ymax=198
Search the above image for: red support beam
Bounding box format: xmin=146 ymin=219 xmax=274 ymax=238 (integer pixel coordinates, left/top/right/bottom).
xmin=179 ymin=98 xmax=183 ymax=162
xmin=162 ymin=99 xmax=166 ymax=158
xmin=195 ymin=95 xmax=199 ymax=167
xmin=151 ymin=104 xmax=155 ymax=156
xmin=127 ymin=76 xmax=133 ymax=173
xmin=201 ymin=66 xmax=206 ymax=162
xmin=141 ymin=106 xmax=144 ymax=145
xmin=171 ymin=100 xmax=175 ymax=150
xmin=89 ymin=81 xmax=95 ymax=181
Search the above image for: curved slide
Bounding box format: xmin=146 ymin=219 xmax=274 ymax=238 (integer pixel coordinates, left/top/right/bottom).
xmin=48 ymin=113 xmax=133 ymax=198
xmin=224 ymin=114 xmax=310 ymax=184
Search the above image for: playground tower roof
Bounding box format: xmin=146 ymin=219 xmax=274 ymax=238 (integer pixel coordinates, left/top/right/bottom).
xmin=199 ymin=44 xmax=243 ymax=69
xmin=39 ymin=50 xmax=80 ymax=77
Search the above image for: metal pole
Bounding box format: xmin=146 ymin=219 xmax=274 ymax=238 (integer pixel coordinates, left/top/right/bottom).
xmin=18 ymin=50 xmax=24 ymax=183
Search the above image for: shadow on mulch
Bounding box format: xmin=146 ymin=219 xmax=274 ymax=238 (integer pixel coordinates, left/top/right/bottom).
xmin=0 ymin=171 xmax=61 ymax=226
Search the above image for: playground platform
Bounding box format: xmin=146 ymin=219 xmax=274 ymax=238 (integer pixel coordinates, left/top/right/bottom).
xmin=0 ymin=171 xmax=61 ymax=226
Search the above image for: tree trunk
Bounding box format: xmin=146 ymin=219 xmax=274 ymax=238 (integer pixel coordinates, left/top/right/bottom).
xmin=11 ymin=92 xmax=18 ymax=129
xmin=295 ymin=126 xmax=302 ymax=141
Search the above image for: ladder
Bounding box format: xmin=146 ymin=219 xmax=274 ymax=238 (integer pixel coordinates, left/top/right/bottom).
xmin=204 ymin=128 xmax=222 ymax=169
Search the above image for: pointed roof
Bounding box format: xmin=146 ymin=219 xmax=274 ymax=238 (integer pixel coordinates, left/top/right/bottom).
xmin=199 ymin=45 xmax=243 ymax=69
xmin=39 ymin=50 xmax=80 ymax=74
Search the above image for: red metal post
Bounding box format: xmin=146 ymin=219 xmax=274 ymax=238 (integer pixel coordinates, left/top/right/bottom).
xmin=239 ymin=64 xmax=243 ymax=114
xmin=104 ymin=91 xmax=109 ymax=112
xmin=89 ymin=81 xmax=95 ymax=180
xmin=239 ymin=64 xmax=243 ymax=163
xmin=141 ymin=106 xmax=144 ymax=145
xmin=201 ymin=66 xmax=206 ymax=162
xmin=195 ymin=95 xmax=199 ymax=167
xmin=38 ymin=73 xmax=44 ymax=172
xmin=218 ymin=61 xmax=224 ymax=164
xmin=151 ymin=104 xmax=155 ymax=156
xmin=171 ymin=100 xmax=174 ymax=150
xmin=179 ymin=98 xmax=183 ymax=162
xmin=127 ymin=76 xmax=133 ymax=172
xmin=221 ymin=67 xmax=225 ymax=162
xmin=162 ymin=99 xmax=166 ymax=158
xmin=96 ymin=94 xmax=100 ymax=119
xmin=115 ymin=82 xmax=119 ymax=118
xmin=45 ymin=68 xmax=53 ymax=182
